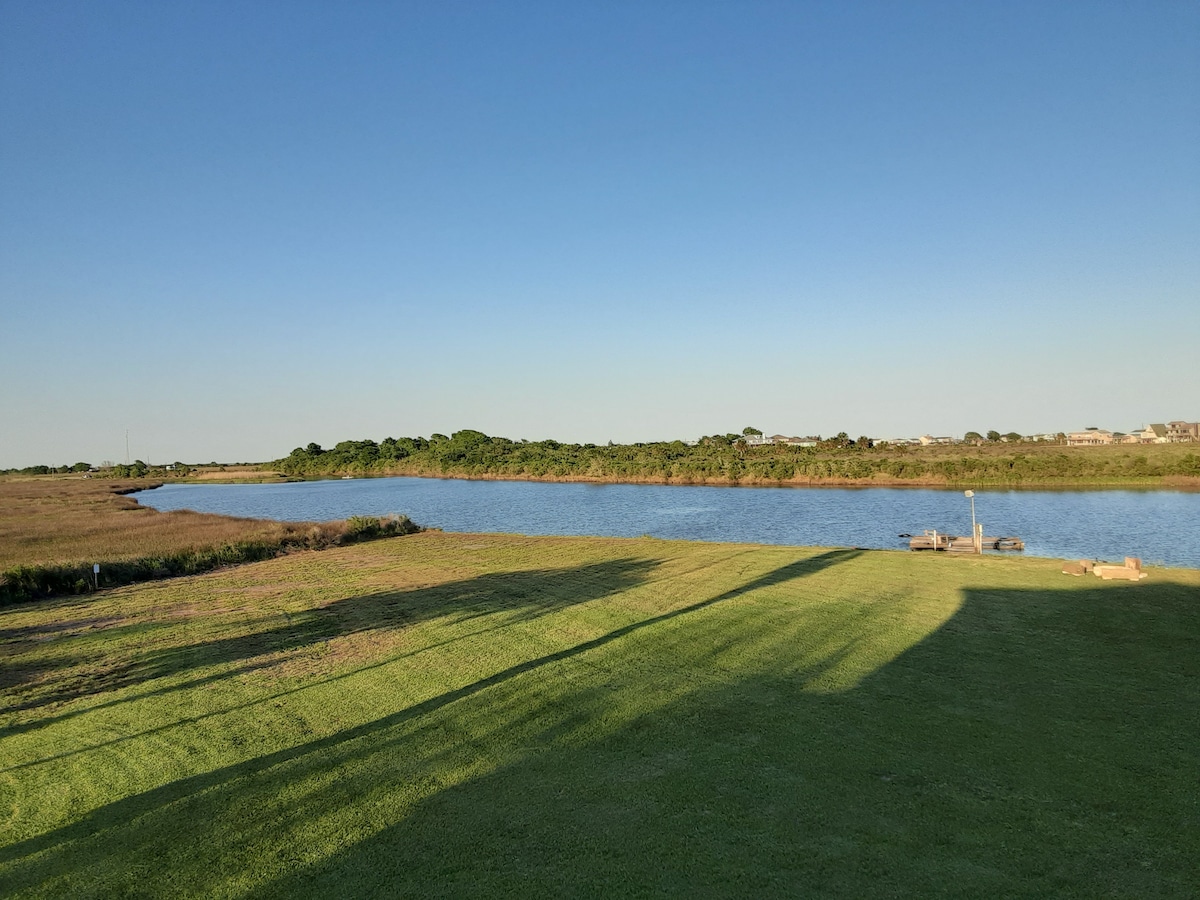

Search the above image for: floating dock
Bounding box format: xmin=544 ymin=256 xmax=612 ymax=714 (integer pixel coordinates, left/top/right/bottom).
xmin=902 ymin=530 xmax=1024 ymax=553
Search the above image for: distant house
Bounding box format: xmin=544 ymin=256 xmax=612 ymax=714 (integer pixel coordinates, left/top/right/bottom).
xmin=1066 ymin=428 xmax=1114 ymax=447
xmin=1166 ymin=421 xmax=1199 ymax=442
xmin=1139 ymin=424 xmax=1168 ymax=443
xmin=919 ymin=435 xmax=955 ymax=446
xmin=743 ymin=434 xmax=820 ymax=448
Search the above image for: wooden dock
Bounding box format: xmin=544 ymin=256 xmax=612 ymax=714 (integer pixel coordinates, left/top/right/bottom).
xmin=903 ymin=530 xmax=1024 ymax=553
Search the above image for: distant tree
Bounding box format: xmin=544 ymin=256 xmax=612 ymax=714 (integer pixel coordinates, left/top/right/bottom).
xmin=1004 ymin=432 xmax=1023 ymax=443
xmin=964 ymin=431 xmax=983 ymax=443
xmin=305 ymin=442 xmax=324 ymax=455
xmin=856 ymin=435 xmax=873 ymax=449
xmin=742 ymin=426 xmax=763 ymax=436
xmin=819 ymin=432 xmax=853 ymax=450
xmin=450 ymin=429 xmax=489 ymax=449
xmin=986 ymin=430 xmax=1001 ymax=442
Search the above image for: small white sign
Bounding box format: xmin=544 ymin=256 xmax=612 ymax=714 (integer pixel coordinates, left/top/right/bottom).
xmin=93 ymin=563 xmax=100 ymax=574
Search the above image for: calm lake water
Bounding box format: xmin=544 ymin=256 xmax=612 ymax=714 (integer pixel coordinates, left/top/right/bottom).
xmin=135 ymin=477 xmax=1200 ymax=569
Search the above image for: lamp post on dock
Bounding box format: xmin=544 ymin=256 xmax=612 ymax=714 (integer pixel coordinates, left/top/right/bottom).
xmin=964 ymin=490 xmax=979 ymax=553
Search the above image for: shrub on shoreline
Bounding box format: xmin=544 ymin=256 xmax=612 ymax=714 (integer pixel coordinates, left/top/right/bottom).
xmin=0 ymin=514 xmax=423 ymax=605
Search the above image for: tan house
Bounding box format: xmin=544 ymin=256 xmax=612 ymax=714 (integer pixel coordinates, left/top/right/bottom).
xmin=1066 ymin=429 xmax=1114 ymax=446
xmin=1166 ymin=421 xmax=1199 ymax=442
xmin=1139 ymin=424 xmax=1168 ymax=443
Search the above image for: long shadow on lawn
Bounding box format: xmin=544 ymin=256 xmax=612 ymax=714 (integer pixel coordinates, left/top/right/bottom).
xmin=245 ymin=576 xmax=1200 ymax=898
xmin=19 ymin=556 xmax=1195 ymax=896
xmin=0 ymin=547 xmax=859 ymax=879
xmin=2 ymin=557 xmax=663 ymax=717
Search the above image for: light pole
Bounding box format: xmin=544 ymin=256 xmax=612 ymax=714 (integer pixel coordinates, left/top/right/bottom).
xmin=964 ymin=490 xmax=978 ymax=553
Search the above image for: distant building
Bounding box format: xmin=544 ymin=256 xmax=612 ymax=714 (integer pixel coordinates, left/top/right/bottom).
xmin=919 ymin=435 xmax=955 ymax=445
xmin=1166 ymin=421 xmax=1199 ymax=442
xmin=1138 ymin=424 xmax=1168 ymax=443
xmin=744 ymin=434 xmax=821 ymax=447
xmin=1066 ymin=429 xmax=1114 ymax=446
xmin=771 ymin=435 xmax=819 ymax=447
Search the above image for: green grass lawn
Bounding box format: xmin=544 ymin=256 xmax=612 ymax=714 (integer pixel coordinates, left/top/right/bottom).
xmin=2 ymin=532 xmax=1198 ymax=897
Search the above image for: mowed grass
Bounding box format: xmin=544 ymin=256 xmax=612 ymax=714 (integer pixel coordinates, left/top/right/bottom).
xmin=2 ymin=532 xmax=1198 ymax=897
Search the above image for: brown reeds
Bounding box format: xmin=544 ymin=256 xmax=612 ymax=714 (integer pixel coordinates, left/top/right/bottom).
xmin=0 ymin=477 xmax=419 ymax=603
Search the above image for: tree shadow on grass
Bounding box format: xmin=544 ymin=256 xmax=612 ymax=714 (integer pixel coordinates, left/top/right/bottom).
xmin=10 ymin=555 xmax=1194 ymax=897
xmin=2 ymin=557 xmax=664 ymax=719
xmin=2 ymin=550 xmax=856 ymax=755
xmin=247 ymin=576 xmax=1199 ymax=898
xmin=0 ymin=549 xmax=858 ymax=875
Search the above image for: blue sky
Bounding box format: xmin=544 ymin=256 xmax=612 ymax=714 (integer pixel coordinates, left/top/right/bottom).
xmin=2 ymin=1 xmax=1197 ymax=466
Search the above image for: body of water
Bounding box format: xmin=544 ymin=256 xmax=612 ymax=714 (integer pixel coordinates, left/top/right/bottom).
xmin=135 ymin=477 xmax=1200 ymax=569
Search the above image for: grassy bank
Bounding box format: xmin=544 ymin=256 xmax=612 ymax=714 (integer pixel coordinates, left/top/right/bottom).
xmin=0 ymin=478 xmax=418 ymax=603
xmin=2 ymin=532 xmax=1197 ymax=896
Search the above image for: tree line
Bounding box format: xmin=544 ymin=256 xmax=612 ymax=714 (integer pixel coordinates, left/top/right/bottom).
xmin=271 ymin=429 xmax=1200 ymax=485
xmin=7 ymin=431 xmax=1196 ymax=485
xmin=0 ymin=461 xmax=193 ymax=477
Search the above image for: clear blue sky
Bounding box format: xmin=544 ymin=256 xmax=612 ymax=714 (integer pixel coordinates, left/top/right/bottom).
xmin=2 ymin=1 xmax=1197 ymax=466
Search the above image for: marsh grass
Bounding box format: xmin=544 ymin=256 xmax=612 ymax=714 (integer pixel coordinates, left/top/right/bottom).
xmin=0 ymin=477 xmax=418 ymax=603
xmin=2 ymin=532 xmax=1197 ymax=897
